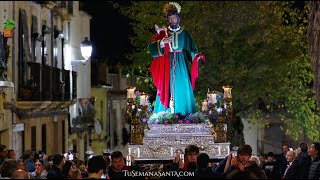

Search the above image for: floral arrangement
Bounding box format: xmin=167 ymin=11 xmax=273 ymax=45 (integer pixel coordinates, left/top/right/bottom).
xmin=148 ymin=111 xmax=206 ymax=125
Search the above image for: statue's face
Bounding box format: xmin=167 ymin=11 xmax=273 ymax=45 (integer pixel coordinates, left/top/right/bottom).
xmin=168 ymin=14 xmax=180 ymax=29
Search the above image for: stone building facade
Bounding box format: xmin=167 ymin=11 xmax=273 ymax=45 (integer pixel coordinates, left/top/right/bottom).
xmin=0 ymin=1 xmax=92 ymax=160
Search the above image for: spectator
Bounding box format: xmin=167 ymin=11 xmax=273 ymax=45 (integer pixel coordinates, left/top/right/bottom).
xmin=87 ymin=155 xmax=106 ymax=179
xmin=11 ymin=169 xmax=30 ymax=179
xmin=78 ymin=160 xmax=88 ymax=178
xmin=24 ymin=150 xmax=36 ymax=172
xmin=296 ymin=142 xmax=311 ymax=179
xmin=262 ymin=152 xmax=276 ymax=179
xmin=282 ymin=150 xmax=299 ymax=179
xmin=194 ymin=153 xmax=223 ymax=179
xmin=47 ymin=154 xmax=64 ymax=179
xmin=224 ymin=144 xmax=267 ymax=179
xmin=71 ymin=168 xmax=82 ymax=179
xmin=0 ymin=159 xmax=18 ymax=178
xmin=7 ymin=149 xmax=16 ymax=160
xmin=258 ymin=154 xmax=266 ymax=168
xmin=61 ymin=160 xmax=74 ymax=179
xmin=308 ymin=142 xmax=320 ymax=179
xmin=274 ymin=143 xmax=290 ymax=179
xmin=212 ymin=156 xmax=228 ymax=174
xmin=172 ymin=145 xmax=199 ymax=172
xmin=17 ymin=159 xmax=27 ymax=171
xmin=30 ymin=160 xmax=48 ymax=179
xmin=0 ymin=144 xmax=8 ymax=165
xmin=107 ymin=151 xmax=143 ymax=179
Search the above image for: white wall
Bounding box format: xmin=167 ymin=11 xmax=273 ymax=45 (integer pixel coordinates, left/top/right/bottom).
xmin=241 ymin=117 xmax=258 ymax=155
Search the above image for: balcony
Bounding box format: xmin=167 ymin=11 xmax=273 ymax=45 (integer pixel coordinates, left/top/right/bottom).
xmin=18 ymin=62 xmax=77 ymax=101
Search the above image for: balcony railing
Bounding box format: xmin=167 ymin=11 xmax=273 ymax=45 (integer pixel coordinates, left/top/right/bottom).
xmin=18 ymin=63 xmax=77 ymax=101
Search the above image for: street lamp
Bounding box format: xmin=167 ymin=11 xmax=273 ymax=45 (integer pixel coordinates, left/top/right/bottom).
xmin=80 ymin=37 xmax=92 ymax=60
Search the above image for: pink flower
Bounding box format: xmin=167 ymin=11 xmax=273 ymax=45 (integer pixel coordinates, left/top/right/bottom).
xmin=194 ymin=118 xmax=199 ymax=123
xmin=185 ymin=120 xmax=190 ymax=124
xmin=154 ymin=120 xmax=159 ymax=124
xmin=178 ymin=120 xmax=183 ymax=124
xmin=142 ymin=118 xmax=147 ymax=123
xmin=174 ymin=115 xmax=179 ymax=119
xmin=164 ymin=120 xmax=168 ymax=125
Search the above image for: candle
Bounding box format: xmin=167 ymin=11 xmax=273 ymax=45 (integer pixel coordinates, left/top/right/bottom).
xmin=202 ymin=100 xmax=208 ymax=111
xmin=211 ymin=92 xmax=217 ymax=104
xmin=223 ymin=86 xmax=232 ymax=99
xmin=208 ymin=94 xmax=212 ymax=103
xmin=140 ymin=93 xmax=148 ymax=105
xmin=127 ymin=87 xmax=136 ymax=99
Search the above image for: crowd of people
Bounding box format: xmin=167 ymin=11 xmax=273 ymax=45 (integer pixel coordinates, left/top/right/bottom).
xmin=0 ymin=142 xmax=319 ymax=179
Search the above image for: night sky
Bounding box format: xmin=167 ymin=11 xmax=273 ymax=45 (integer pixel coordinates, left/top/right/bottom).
xmin=79 ymin=1 xmax=132 ymax=65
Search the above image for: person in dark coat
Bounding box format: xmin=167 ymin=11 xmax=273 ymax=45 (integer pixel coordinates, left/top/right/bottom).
xmin=47 ymin=154 xmax=64 ymax=179
xmin=308 ymin=142 xmax=320 ymax=179
xmin=274 ymin=143 xmax=290 ymax=179
xmin=212 ymin=156 xmax=228 ymax=174
xmin=107 ymin=151 xmax=143 ymax=179
xmin=87 ymin=155 xmax=106 ymax=179
xmin=224 ymin=144 xmax=267 ymax=179
xmin=194 ymin=153 xmax=223 ymax=179
xmin=61 ymin=160 xmax=73 ymax=179
xmin=282 ymin=150 xmax=300 ymax=179
xmin=262 ymin=152 xmax=276 ymax=179
xmin=296 ymin=142 xmax=312 ymax=179
xmin=168 ymin=145 xmax=199 ymax=179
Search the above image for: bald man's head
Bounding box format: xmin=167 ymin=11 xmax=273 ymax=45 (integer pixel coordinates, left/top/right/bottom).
xmin=285 ymin=150 xmax=296 ymax=163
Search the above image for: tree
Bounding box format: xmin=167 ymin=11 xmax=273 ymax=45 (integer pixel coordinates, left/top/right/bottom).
xmin=307 ymin=2 xmax=320 ymax=109
xmin=113 ymin=1 xmax=320 ymax=141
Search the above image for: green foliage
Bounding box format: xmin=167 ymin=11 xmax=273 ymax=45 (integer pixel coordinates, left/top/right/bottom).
xmin=4 ymin=19 xmax=15 ymax=29
xmin=114 ymin=1 xmax=319 ymax=141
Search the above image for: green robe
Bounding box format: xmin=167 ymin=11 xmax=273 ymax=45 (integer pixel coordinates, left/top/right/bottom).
xmin=148 ymin=27 xmax=199 ymax=116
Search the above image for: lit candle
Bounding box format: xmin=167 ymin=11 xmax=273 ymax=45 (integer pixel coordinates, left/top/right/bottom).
xmin=202 ymin=100 xmax=208 ymax=111
xmin=211 ymin=92 xmax=217 ymax=104
xmin=208 ymin=93 xmax=212 ymax=103
xmin=140 ymin=93 xmax=148 ymax=105
xmin=127 ymin=87 xmax=136 ymax=99
xmin=223 ymin=86 xmax=232 ymax=99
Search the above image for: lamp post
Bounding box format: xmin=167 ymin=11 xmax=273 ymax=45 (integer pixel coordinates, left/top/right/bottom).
xmin=80 ymin=37 xmax=92 ymax=60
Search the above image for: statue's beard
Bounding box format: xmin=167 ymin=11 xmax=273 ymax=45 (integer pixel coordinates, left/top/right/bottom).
xmin=169 ymin=23 xmax=179 ymax=30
